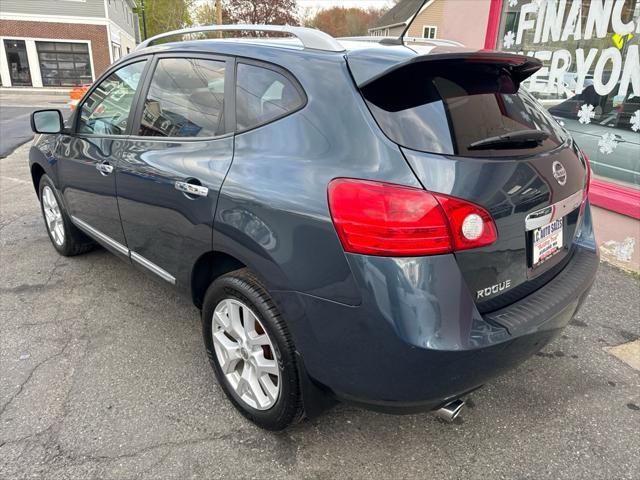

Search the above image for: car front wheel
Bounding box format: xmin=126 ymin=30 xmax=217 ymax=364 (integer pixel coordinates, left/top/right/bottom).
xmin=38 ymin=174 xmax=93 ymax=256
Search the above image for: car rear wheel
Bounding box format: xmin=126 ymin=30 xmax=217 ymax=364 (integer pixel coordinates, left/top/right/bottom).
xmin=38 ymin=175 xmax=93 ymax=257
xmin=202 ymin=268 xmax=303 ymax=430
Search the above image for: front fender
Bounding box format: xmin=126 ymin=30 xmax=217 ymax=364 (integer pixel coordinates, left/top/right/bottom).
xmin=29 ymin=135 xmax=61 ymax=194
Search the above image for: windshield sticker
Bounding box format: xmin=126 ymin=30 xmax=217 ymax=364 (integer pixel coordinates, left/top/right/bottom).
xmin=598 ymin=132 xmax=620 ymax=155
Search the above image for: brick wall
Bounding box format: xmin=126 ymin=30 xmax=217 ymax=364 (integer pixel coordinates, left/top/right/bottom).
xmin=0 ymin=20 xmax=110 ymax=78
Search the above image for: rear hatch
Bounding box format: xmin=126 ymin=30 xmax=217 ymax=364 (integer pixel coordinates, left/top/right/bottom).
xmin=348 ymin=48 xmax=590 ymax=312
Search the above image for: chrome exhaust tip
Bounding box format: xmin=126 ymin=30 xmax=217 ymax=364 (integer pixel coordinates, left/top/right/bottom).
xmin=433 ymin=399 xmax=465 ymax=422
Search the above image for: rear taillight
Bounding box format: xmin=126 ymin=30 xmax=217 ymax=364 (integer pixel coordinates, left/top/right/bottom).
xmin=434 ymin=193 xmax=498 ymax=251
xmin=327 ymin=178 xmax=497 ymax=257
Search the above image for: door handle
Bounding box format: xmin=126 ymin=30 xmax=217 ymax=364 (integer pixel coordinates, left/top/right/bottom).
xmin=175 ymin=180 xmax=209 ymax=198
xmin=96 ymin=162 xmax=114 ymax=175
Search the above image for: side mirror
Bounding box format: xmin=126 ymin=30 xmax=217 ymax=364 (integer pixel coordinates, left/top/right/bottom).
xmin=31 ymin=109 xmax=64 ymax=134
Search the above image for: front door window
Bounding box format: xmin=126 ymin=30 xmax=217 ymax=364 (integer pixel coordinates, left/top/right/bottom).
xmin=78 ymin=61 xmax=146 ymax=136
xmin=4 ymin=40 xmax=32 ymax=86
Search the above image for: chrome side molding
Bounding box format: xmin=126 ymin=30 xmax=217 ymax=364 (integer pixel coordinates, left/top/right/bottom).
xmin=130 ymin=251 xmax=176 ymax=285
xmin=70 ymin=216 xmax=176 ymax=285
xmin=71 ymin=215 xmax=128 ymax=255
xmin=525 ymin=189 xmax=583 ymax=231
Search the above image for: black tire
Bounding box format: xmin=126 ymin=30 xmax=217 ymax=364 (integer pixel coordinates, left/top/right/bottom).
xmin=202 ymin=268 xmax=303 ymax=430
xmin=38 ymin=174 xmax=94 ymax=257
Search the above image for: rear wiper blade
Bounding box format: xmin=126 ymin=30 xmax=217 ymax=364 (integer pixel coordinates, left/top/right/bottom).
xmin=468 ymin=130 xmax=549 ymax=150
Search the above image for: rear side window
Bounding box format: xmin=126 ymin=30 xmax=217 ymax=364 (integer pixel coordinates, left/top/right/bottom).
xmin=78 ymin=61 xmax=146 ymax=135
xmin=362 ymin=62 xmax=568 ymax=157
xmin=236 ymin=63 xmax=304 ymax=131
xmin=138 ymin=58 xmax=226 ymax=138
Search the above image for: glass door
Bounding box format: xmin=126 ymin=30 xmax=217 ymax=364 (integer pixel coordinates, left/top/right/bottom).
xmin=4 ymin=40 xmax=32 ymax=86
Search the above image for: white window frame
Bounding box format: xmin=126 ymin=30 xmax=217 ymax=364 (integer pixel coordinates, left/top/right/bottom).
xmin=369 ymin=28 xmax=391 ymax=37
xmin=422 ymin=25 xmax=438 ymax=39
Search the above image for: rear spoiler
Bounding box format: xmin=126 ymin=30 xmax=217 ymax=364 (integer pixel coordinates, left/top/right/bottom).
xmin=349 ymin=50 xmax=542 ymax=88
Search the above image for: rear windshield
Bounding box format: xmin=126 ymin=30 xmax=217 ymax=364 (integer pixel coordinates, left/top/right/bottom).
xmin=361 ymin=62 xmax=568 ymax=157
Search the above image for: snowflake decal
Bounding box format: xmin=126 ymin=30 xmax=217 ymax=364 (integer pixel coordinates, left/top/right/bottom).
xmin=508 ymin=0 xmax=518 ymax=7
xmin=503 ymin=31 xmax=516 ymax=49
xmin=598 ymin=133 xmax=618 ymax=155
xmin=577 ymin=104 xmax=595 ymax=125
xmin=504 ymin=95 xmax=514 ymax=104
xmin=521 ymin=111 xmax=532 ymax=122
xmin=631 ymin=110 xmax=640 ymax=132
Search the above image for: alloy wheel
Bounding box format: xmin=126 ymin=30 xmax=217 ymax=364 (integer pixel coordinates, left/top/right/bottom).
xmin=212 ymin=298 xmax=280 ymax=410
xmin=42 ymin=186 xmax=65 ymax=246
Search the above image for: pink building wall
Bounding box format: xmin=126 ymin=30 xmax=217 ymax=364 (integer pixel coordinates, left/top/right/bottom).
xmin=440 ymin=0 xmax=492 ymax=49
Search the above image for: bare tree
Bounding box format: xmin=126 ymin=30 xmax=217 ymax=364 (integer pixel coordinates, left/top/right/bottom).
xmin=226 ymin=0 xmax=300 ymax=26
xmin=308 ymin=7 xmax=385 ymax=37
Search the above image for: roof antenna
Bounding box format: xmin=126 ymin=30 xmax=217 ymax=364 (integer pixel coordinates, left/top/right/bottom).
xmin=380 ymin=0 xmax=429 ymax=46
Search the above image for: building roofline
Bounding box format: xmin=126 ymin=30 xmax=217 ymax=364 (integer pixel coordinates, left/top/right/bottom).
xmin=371 ymin=0 xmax=436 ymax=31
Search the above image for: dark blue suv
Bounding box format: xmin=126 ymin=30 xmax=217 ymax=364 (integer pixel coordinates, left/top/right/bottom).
xmin=29 ymin=25 xmax=598 ymax=430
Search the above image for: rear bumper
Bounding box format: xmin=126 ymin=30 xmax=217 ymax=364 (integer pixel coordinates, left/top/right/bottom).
xmin=484 ymin=244 xmax=598 ymax=337
xmin=271 ymin=206 xmax=599 ymax=414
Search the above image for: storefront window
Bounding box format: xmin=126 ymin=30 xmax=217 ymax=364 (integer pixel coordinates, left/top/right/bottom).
xmin=36 ymin=42 xmax=92 ymax=87
xmin=497 ymin=0 xmax=640 ymax=189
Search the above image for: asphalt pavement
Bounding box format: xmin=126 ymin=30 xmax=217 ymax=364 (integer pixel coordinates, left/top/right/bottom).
xmin=1 ymin=141 xmax=639 ymax=479
xmin=0 ymin=91 xmax=70 ymax=158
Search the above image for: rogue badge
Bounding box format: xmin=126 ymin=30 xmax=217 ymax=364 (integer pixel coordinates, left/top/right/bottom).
xmin=477 ymin=279 xmax=512 ymax=299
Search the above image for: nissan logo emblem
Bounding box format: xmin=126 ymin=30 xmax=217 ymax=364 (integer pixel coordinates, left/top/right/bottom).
xmin=552 ymin=161 xmax=567 ymax=186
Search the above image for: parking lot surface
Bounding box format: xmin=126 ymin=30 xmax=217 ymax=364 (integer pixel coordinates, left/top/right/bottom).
xmin=1 ymin=143 xmax=639 ymax=479
xmin=0 ymin=91 xmax=69 ymax=158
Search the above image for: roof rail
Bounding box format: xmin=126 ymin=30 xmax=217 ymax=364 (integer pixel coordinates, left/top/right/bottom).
xmin=136 ymin=24 xmax=345 ymax=52
xmin=338 ymin=36 xmax=464 ymax=47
